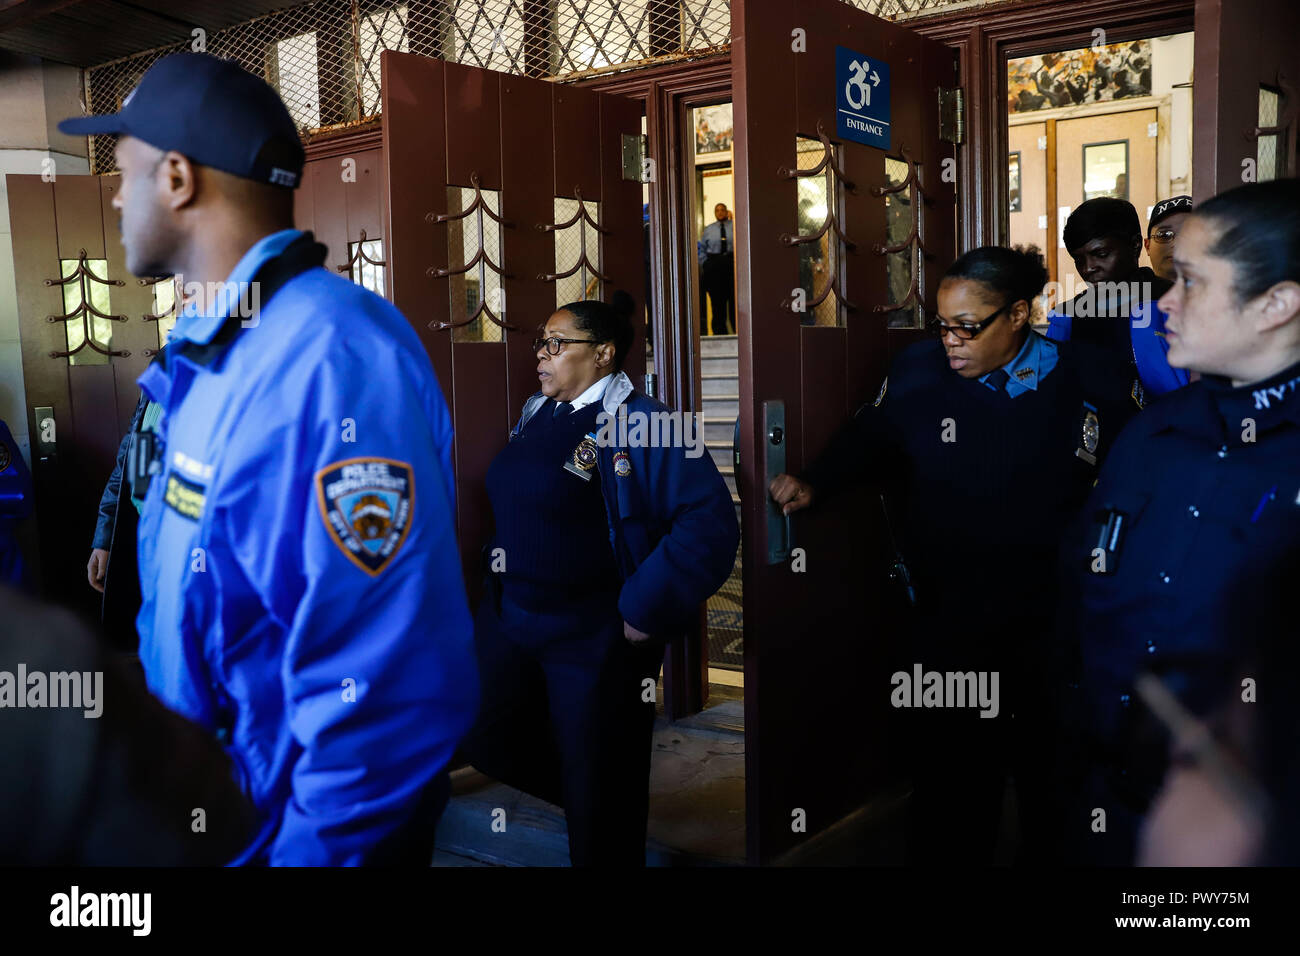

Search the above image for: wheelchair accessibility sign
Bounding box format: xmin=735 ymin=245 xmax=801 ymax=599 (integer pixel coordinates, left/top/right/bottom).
xmin=836 ymin=46 xmax=890 ymax=150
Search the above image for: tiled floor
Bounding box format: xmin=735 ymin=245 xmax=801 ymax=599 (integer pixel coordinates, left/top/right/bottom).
xmin=433 ymin=691 xmax=747 ymax=866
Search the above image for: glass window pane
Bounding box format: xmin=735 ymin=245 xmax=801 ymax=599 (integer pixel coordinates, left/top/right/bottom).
xmin=154 ymin=277 xmax=178 ymax=348
xmin=883 ymin=156 xmax=921 ymax=329
xmin=1083 ymin=141 xmax=1129 ymax=201
xmin=1258 ymin=87 xmax=1281 ymax=182
xmin=795 ymin=136 xmax=841 ymax=327
xmin=554 ymin=196 xmax=601 ymax=310
xmin=446 ymin=186 xmax=504 ymax=343
xmin=346 ymin=238 xmax=387 ymax=299
xmin=359 ymin=5 xmax=409 ymax=117
xmin=60 ymin=258 xmax=114 ymax=366
xmin=274 ymin=32 xmax=322 ymax=130
xmin=452 ymin=0 xmax=526 ymax=74
xmin=555 ymin=1 xmax=651 ymax=75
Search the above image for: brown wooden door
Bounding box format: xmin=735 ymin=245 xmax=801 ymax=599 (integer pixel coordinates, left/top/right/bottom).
xmin=380 ymin=51 xmax=645 ymax=602
xmin=7 ymin=174 xmax=157 ymax=620
xmin=295 ymin=140 xmax=390 ymax=297
xmin=7 ymin=156 xmax=388 ymax=624
xmin=1192 ymin=0 xmax=1299 ymax=198
xmin=732 ymin=0 xmax=959 ymax=863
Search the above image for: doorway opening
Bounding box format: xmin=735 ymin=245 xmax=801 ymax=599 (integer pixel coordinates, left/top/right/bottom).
xmin=685 ymin=100 xmax=742 ymax=679
xmin=1003 ymin=31 xmax=1195 ymax=321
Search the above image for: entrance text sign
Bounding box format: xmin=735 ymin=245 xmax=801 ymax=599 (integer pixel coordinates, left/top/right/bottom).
xmin=835 ymin=46 xmax=891 ymax=150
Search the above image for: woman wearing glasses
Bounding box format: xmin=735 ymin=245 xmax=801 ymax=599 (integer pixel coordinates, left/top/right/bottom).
xmin=462 ymin=291 xmax=739 ymax=867
xmin=769 ymin=245 xmax=1139 ymax=865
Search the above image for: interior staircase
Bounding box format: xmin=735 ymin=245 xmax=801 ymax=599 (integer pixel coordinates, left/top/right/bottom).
xmin=700 ymin=334 xmax=739 ymax=513
xmin=699 ymin=334 xmax=743 ymax=670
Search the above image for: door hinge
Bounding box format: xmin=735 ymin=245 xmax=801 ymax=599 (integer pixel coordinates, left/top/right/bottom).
xmin=622 ymin=133 xmax=648 ymax=182
xmin=939 ymin=87 xmax=964 ymax=145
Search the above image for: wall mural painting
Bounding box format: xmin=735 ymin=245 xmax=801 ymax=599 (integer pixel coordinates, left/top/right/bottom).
xmin=1007 ymin=39 xmax=1153 ymax=114
xmin=694 ymin=103 xmax=733 ymax=162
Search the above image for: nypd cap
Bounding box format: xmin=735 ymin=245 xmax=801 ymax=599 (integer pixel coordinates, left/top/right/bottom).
xmin=58 ymin=52 xmax=304 ymax=189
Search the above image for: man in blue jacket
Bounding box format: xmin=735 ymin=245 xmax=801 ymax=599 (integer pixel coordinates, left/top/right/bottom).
xmin=1047 ymin=197 xmax=1190 ymax=404
xmin=59 ymin=53 xmax=478 ymax=865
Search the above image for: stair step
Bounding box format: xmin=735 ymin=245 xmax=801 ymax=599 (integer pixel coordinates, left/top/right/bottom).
xmin=701 ymin=355 xmax=738 ymax=377
xmin=700 ymin=334 xmax=738 ymax=358
xmin=701 ymin=376 xmax=737 ymax=396
xmin=702 ymin=397 xmax=739 ymax=418
xmin=702 ymin=419 xmax=734 ymax=444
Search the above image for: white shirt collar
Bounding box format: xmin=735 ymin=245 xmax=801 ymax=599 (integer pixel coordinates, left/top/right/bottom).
xmin=568 ymin=373 xmax=613 ymax=413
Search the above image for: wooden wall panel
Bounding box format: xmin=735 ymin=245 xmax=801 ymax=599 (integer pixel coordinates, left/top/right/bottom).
xmin=599 ymin=91 xmax=646 ymax=382
xmin=445 ymin=62 xmax=502 ymax=189
xmin=450 ymin=343 xmax=510 ymax=599
xmin=382 ymin=51 xmax=452 ymax=408
xmin=553 ymin=85 xmax=602 ymax=200
xmin=500 ymin=76 xmax=555 ymax=422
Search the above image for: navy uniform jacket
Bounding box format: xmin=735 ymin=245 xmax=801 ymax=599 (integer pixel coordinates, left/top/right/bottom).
xmin=0 ymin=420 xmax=33 ymax=590
xmin=1047 ymin=267 xmax=1190 ymax=401
xmin=509 ymin=372 xmax=739 ymax=636
xmin=1061 ymin=358 xmax=1300 ymax=814
xmin=803 ymin=334 xmax=1138 ymax=649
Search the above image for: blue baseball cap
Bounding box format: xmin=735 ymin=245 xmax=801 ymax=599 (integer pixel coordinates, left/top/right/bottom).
xmin=58 ymin=52 xmax=304 ymax=189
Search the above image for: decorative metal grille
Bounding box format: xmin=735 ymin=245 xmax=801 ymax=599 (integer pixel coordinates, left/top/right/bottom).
xmin=544 ymin=194 xmax=606 ymax=308
xmin=1258 ymin=86 xmax=1282 ymax=183
xmin=432 ymin=180 xmax=509 ymax=341
xmin=876 ymin=149 xmax=925 ymax=328
xmin=47 ymin=253 xmax=127 ymax=363
xmin=782 ymin=126 xmax=853 ymax=326
xmin=82 ymin=0 xmax=996 ymax=174
xmin=339 ymin=231 xmax=388 ymax=299
xmin=139 ymin=275 xmax=180 ymax=355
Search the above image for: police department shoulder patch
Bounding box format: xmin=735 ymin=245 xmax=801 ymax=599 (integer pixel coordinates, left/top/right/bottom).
xmin=315 ymin=457 xmax=414 ymax=576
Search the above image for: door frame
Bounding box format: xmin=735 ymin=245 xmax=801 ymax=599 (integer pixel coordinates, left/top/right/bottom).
xmin=575 ymin=56 xmax=732 ymax=719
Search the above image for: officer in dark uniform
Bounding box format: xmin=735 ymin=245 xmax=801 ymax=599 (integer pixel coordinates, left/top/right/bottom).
xmin=87 ymin=344 xmax=167 ymax=652
xmin=770 ymin=245 xmax=1139 ymax=864
xmin=463 ymin=293 xmax=738 ymax=866
xmin=1057 ymin=178 xmax=1300 ymax=865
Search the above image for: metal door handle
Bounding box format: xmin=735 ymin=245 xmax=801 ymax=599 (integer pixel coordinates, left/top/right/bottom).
xmin=762 ymin=400 xmax=789 ymax=564
xmin=33 ymin=406 xmax=56 ymax=463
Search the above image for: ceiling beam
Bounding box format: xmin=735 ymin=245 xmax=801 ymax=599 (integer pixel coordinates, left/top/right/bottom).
xmin=0 ymin=0 xmax=89 ymax=33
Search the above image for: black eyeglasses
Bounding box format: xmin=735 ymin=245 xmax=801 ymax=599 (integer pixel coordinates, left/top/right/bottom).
xmin=1149 ymin=226 xmax=1177 ymax=244
xmin=532 ymin=335 xmax=600 ymax=356
xmin=927 ymin=302 xmax=1011 ymax=340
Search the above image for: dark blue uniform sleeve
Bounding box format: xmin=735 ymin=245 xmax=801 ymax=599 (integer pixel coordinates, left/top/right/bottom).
xmin=94 ymin=392 xmax=152 ymax=549
xmin=800 ymin=372 xmax=905 ymax=499
xmin=617 ymin=440 xmax=740 ymax=637
xmin=93 ymin=428 xmax=130 ymax=550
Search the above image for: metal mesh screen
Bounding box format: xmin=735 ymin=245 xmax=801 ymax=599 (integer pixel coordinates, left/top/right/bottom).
xmin=83 ymin=0 xmax=995 ymax=174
